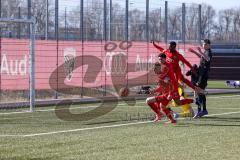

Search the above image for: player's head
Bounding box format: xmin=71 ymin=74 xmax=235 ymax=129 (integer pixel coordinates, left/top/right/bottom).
xmin=202 ymin=39 xmax=211 ymax=50
xmin=153 ymin=62 xmax=162 ymax=74
xmin=168 ymin=41 xmax=177 ymax=52
xmin=158 ymin=53 xmax=166 ymax=64
xmin=193 ymin=64 xmax=198 ymax=70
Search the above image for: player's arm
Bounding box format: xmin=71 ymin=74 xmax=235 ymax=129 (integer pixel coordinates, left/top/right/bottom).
xmin=188 ymin=48 xmax=201 ymax=58
xmin=177 ymin=53 xmax=193 ymax=70
xmin=152 ymin=41 xmax=164 ymax=52
xmin=185 ymin=70 xmax=192 ymax=76
xmin=197 ymin=47 xmax=210 ymax=61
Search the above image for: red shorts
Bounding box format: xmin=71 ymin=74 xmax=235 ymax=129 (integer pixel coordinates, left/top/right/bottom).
xmin=155 ymin=95 xmax=170 ymax=106
xmin=172 ymin=91 xmax=180 ymax=100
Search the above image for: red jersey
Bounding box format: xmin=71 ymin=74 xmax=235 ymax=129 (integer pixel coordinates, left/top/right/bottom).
xmin=157 ymin=62 xmax=179 ymax=95
xmin=164 ymin=49 xmax=193 ymax=71
xmin=153 ymin=42 xmax=193 ymax=71
xmin=153 ymin=80 xmax=173 ymax=98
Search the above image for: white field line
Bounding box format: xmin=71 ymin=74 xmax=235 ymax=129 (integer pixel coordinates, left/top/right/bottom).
xmin=0 ymin=110 xmax=240 ymax=138
xmin=1 ymin=94 xmax=240 ymax=115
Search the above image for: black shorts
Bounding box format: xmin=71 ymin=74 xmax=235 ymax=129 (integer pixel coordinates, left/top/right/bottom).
xmin=198 ymin=75 xmax=208 ymax=89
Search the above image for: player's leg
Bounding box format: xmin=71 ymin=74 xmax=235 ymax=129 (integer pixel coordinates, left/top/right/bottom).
xmin=194 ymin=81 xmax=208 ymax=118
xmin=178 ymin=71 xmax=198 ymax=90
xmin=161 ymin=105 xmax=176 ymax=124
xmin=173 ymin=95 xmax=193 ymax=106
xmin=178 ymin=71 xmax=205 ymax=94
xmin=160 ymin=100 xmax=176 ymax=124
xmin=146 ymin=97 xmax=161 ymax=122
xmin=179 ymin=87 xmax=195 ymax=117
xmin=198 ymin=94 xmax=208 ymax=117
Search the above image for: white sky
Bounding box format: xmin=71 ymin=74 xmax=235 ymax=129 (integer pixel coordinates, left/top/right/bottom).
xmin=171 ymin=0 xmax=239 ymax=11
xmin=60 ymin=0 xmax=240 ymax=12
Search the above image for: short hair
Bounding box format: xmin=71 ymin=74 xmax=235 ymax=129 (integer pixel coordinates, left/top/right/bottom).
xmin=169 ymin=41 xmax=176 ymax=47
xmin=158 ymin=53 xmax=166 ymax=59
xmin=193 ymin=64 xmax=198 ymax=70
xmin=203 ymin=39 xmax=211 ymax=45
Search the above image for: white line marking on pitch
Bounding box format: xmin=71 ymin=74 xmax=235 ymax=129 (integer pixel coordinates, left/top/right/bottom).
xmin=1 ymin=95 xmax=240 ymax=115
xmin=0 ymin=110 xmax=240 ymax=138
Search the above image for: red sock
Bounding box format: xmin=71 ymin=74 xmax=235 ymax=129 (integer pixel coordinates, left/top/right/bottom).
xmin=148 ymin=102 xmax=160 ymax=115
xmin=180 ymin=98 xmax=193 ymax=105
xmin=162 ymin=108 xmax=174 ymax=122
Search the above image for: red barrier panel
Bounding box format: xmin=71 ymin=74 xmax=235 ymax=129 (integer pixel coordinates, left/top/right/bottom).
xmin=0 ymin=39 xmax=200 ymax=90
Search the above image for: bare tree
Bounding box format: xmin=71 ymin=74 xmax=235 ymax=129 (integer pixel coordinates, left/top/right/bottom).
xmin=185 ymin=4 xmax=199 ymax=41
xmin=218 ymin=9 xmax=234 ymax=41
xmin=0 ymin=0 xmax=23 ymax=37
xmin=149 ymin=8 xmax=163 ymax=41
xmin=200 ymin=4 xmax=216 ymax=39
xmin=111 ymin=3 xmax=125 ymax=41
xmin=129 ymin=9 xmax=145 ymax=41
xmin=168 ymin=7 xmax=182 ymax=40
xmin=31 ymin=0 xmax=54 ymax=38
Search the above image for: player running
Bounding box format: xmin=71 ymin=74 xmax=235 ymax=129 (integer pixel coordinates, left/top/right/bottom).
xmin=146 ymin=62 xmax=176 ymax=124
xmin=157 ymin=53 xmax=193 ymax=106
xmin=152 ymin=41 xmax=203 ymax=94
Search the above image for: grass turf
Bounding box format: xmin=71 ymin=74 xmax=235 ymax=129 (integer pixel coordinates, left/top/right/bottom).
xmin=207 ymin=80 xmax=230 ymax=89
xmin=0 ymin=94 xmax=240 ymax=160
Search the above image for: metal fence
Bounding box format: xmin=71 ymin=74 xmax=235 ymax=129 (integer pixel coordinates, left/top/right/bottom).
xmin=1 ymin=0 xmax=240 ymax=108
xmin=0 ymin=0 xmax=205 ymax=43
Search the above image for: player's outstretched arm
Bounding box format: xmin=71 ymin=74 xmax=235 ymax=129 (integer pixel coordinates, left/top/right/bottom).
xmin=177 ymin=53 xmax=193 ymax=69
xmin=152 ymin=41 xmax=164 ymax=52
xmin=188 ymin=48 xmax=201 ymax=58
xmin=189 ymin=47 xmax=210 ymax=61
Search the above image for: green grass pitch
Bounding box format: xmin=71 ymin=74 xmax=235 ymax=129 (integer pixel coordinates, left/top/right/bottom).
xmin=0 ymin=94 xmax=240 ymax=160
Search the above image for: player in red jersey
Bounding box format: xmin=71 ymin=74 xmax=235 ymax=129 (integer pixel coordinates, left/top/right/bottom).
xmin=146 ymin=62 xmax=176 ymax=124
xmin=152 ymin=41 xmax=202 ymax=93
xmin=157 ymin=53 xmax=193 ymax=106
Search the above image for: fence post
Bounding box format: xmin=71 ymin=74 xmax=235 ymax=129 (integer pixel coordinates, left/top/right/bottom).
xmin=80 ymin=0 xmax=84 ymax=97
xmin=30 ymin=19 xmax=36 ymax=112
xmin=55 ymin=0 xmax=59 ymax=99
xmin=125 ymin=0 xmax=129 ymax=42
xmin=0 ymin=0 xmax=1 ymax=101
xmin=45 ymin=0 xmax=48 ymax=40
xmin=64 ymin=7 xmax=67 ymax=40
xmin=28 ymin=0 xmax=31 ymax=37
xmin=198 ymin=4 xmax=202 ymax=44
xmin=104 ymin=0 xmax=107 ymax=41
xmin=0 ymin=0 xmax=1 ymax=18
xmin=103 ymin=0 xmax=107 ymax=96
xmin=182 ymin=3 xmax=186 ymax=46
xmin=146 ymin=0 xmax=149 ymax=84
xmin=164 ymin=1 xmax=168 ymax=44
xmin=17 ymin=7 xmax=21 ymax=39
xmin=109 ymin=0 xmax=112 ymax=41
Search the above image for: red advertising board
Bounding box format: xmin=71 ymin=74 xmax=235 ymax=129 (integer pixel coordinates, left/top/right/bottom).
xmin=0 ymin=39 xmax=200 ymax=90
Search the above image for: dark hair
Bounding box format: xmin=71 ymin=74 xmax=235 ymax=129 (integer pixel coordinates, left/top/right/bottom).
xmin=158 ymin=53 xmax=166 ymax=59
xmin=193 ymin=64 xmax=198 ymax=70
xmin=203 ymin=39 xmax=211 ymax=44
xmin=169 ymin=41 xmax=176 ymax=46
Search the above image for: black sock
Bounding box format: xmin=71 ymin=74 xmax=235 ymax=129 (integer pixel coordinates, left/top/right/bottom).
xmin=197 ymin=105 xmax=201 ymax=112
xmin=202 ymin=95 xmax=207 ymax=111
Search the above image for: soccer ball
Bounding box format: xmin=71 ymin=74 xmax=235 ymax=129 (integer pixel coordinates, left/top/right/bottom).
xmin=119 ymin=87 xmax=129 ymax=97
